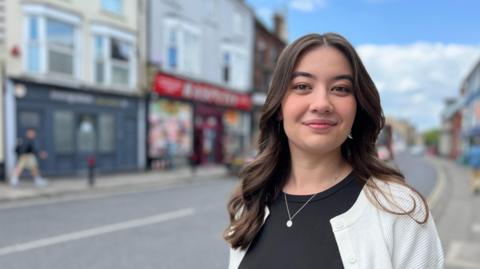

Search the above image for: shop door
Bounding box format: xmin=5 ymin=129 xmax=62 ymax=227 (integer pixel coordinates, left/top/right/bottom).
xmin=76 ymin=114 xmax=97 ymax=171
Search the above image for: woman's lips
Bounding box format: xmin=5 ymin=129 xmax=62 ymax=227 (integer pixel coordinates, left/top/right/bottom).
xmin=304 ymin=123 xmax=334 ymax=130
xmin=302 ymin=119 xmax=338 ymax=131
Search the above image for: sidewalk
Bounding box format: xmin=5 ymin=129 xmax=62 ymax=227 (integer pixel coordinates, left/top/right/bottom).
xmin=0 ymin=165 xmax=229 ymax=203
xmin=428 ymin=156 xmax=480 ymax=269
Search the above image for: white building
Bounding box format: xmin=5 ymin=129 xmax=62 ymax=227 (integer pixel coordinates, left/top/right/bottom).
xmin=3 ymin=0 xmax=146 ymax=177
xmin=146 ymin=0 xmax=255 ymax=168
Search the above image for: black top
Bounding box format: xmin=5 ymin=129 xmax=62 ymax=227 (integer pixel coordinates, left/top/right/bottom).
xmin=15 ymin=138 xmax=37 ymax=155
xmin=238 ymin=171 xmax=365 ymax=269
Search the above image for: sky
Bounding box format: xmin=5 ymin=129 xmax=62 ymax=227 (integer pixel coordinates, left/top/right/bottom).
xmin=246 ymin=0 xmax=480 ymax=132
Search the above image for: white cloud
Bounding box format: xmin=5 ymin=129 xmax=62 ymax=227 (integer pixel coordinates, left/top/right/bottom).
xmin=289 ymin=0 xmax=327 ymax=12
xmin=356 ymin=43 xmax=480 ymax=131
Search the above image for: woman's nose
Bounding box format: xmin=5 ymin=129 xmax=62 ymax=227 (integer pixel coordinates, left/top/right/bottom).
xmin=309 ymin=88 xmax=334 ymax=114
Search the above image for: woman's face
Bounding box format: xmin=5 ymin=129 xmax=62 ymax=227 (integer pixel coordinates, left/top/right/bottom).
xmin=280 ymin=46 xmax=357 ymax=156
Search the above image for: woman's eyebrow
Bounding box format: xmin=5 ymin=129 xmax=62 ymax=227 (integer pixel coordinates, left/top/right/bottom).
xmin=333 ymin=74 xmax=354 ymax=83
xmin=291 ymin=71 xmax=316 ymax=79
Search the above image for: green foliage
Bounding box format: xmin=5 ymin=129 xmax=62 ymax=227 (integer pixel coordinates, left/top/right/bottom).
xmin=423 ymin=129 xmax=440 ymax=146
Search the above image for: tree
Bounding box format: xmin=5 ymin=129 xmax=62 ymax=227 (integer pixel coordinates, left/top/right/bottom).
xmin=423 ymin=128 xmax=440 ymax=147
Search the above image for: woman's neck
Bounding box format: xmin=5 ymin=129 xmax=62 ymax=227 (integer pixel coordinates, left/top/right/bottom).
xmin=283 ymin=147 xmax=351 ymax=195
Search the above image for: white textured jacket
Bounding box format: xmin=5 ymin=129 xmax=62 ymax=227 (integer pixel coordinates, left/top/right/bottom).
xmin=228 ymin=179 xmax=444 ymax=269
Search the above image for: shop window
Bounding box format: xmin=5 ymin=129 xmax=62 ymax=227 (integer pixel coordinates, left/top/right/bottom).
xmin=54 ymin=111 xmax=74 ymax=154
xmin=98 ymin=114 xmax=115 ymax=153
xmin=101 ymin=0 xmax=123 ymax=15
xmin=77 ymin=115 xmax=97 ymax=153
xmin=47 ymin=18 xmax=74 ymax=75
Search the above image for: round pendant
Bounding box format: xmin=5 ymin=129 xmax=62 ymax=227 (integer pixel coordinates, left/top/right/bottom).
xmin=286 ymin=220 xmax=293 ymax=227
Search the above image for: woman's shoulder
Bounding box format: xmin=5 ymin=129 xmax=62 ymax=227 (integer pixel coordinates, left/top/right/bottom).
xmin=366 ymin=177 xmax=429 ymax=221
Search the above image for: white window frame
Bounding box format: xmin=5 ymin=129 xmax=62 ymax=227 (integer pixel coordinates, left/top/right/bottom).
xmin=91 ymin=24 xmax=137 ymax=89
xmin=163 ymin=18 xmax=202 ymax=77
xmin=221 ymin=44 xmax=248 ymax=91
xmin=22 ymin=4 xmax=81 ymax=79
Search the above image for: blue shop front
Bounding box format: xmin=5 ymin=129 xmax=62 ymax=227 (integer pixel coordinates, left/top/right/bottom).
xmin=13 ymin=80 xmax=140 ymax=177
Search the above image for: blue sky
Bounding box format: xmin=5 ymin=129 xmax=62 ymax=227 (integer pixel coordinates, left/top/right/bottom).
xmin=246 ymin=0 xmax=480 ymax=132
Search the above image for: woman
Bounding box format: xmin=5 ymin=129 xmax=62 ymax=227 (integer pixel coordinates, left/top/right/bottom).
xmin=224 ymin=33 xmax=444 ymax=269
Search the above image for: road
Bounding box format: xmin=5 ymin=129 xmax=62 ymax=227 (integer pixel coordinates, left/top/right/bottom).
xmin=0 ymin=151 xmax=440 ymax=269
xmin=0 ymin=179 xmax=237 ymax=269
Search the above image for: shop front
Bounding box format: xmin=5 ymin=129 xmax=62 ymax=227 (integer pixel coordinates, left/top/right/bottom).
xmin=12 ymin=80 xmax=141 ymax=176
xmin=148 ymin=72 xmax=252 ymax=169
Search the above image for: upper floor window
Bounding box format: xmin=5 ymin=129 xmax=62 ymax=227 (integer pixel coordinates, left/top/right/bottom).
xmin=101 ymin=0 xmax=123 ymax=15
xmin=46 ymin=18 xmax=75 ymax=75
xmin=164 ymin=19 xmax=201 ymax=77
xmin=221 ymin=46 xmax=248 ymax=90
xmin=92 ymin=24 xmax=136 ymax=89
xmin=23 ymin=4 xmax=80 ymax=78
xmin=233 ymin=11 xmax=243 ymax=36
xmin=167 ymin=29 xmax=178 ymax=69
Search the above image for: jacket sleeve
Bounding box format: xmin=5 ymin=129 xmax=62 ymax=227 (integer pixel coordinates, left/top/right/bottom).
xmin=386 ymin=186 xmax=445 ymax=269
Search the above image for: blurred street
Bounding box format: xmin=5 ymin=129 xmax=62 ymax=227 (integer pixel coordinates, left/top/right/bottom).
xmin=0 ymin=151 xmax=476 ymax=268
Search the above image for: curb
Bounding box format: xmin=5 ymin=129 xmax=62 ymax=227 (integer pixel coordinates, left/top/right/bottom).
xmin=0 ymin=168 xmax=230 ymax=204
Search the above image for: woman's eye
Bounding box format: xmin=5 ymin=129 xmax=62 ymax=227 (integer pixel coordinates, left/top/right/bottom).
xmin=293 ymin=84 xmax=311 ymax=91
xmin=332 ymin=86 xmax=352 ymax=94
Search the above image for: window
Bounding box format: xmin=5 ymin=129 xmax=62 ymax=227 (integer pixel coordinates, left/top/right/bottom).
xmin=27 ymin=16 xmax=40 ymax=72
xmin=167 ymin=29 xmax=178 ymax=69
xmin=92 ymin=27 xmax=135 ymax=88
xmin=222 ymin=47 xmax=248 ymax=90
xmin=233 ymin=11 xmax=243 ymax=36
xmin=94 ymin=36 xmax=105 ymax=83
xmin=98 ymin=114 xmax=115 ymax=153
xmin=23 ymin=4 xmax=80 ymax=77
xmin=223 ymin=52 xmax=230 ymax=83
xmin=54 ymin=111 xmax=74 ymax=154
xmin=164 ymin=19 xmax=201 ymax=76
xmin=77 ymin=115 xmax=97 ymax=153
xmin=111 ymin=38 xmax=130 ymax=85
xmin=101 ymin=0 xmax=123 ymax=15
xmin=47 ymin=18 xmax=74 ymax=75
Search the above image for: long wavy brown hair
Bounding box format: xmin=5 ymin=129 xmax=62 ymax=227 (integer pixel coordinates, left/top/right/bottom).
xmin=224 ymin=33 xmax=429 ymax=250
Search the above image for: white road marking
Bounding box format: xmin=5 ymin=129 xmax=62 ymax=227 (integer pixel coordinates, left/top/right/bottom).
xmin=0 ymin=208 xmax=195 ymax=256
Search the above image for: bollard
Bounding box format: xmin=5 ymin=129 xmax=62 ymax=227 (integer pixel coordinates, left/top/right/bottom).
xmin=87 ymin=156 xmax=96 ymax=187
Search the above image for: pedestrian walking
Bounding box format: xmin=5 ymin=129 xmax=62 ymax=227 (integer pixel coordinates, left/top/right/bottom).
xmin=224 ymin=33 xmax=444 ymax=269
xmin=467 ymin=136 xmax=480 ymax=193
xmin=10 ymin=128 xmax=48 ymax=187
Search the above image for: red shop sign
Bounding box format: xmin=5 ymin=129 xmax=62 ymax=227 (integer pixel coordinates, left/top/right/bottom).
xmin=153 ymin=73 xmax=252 ymax=110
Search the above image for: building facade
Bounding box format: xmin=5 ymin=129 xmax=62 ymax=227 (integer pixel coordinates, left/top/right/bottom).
xmin=251 ymin=14 xmax=286 ymax=146
xmin=3 ymin=0 xmax=146 ymax=177
xmin=440 ymin=98 xmax=463 ymax=159
xmin=146 ymin=0 xmax=254 ymax=169
xmin=459 ymin=60 xmax=480 ymax=156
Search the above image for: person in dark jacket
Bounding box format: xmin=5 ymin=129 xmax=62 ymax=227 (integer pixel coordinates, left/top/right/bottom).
xmin=10 ymin=128 xmax=48 ymax=187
